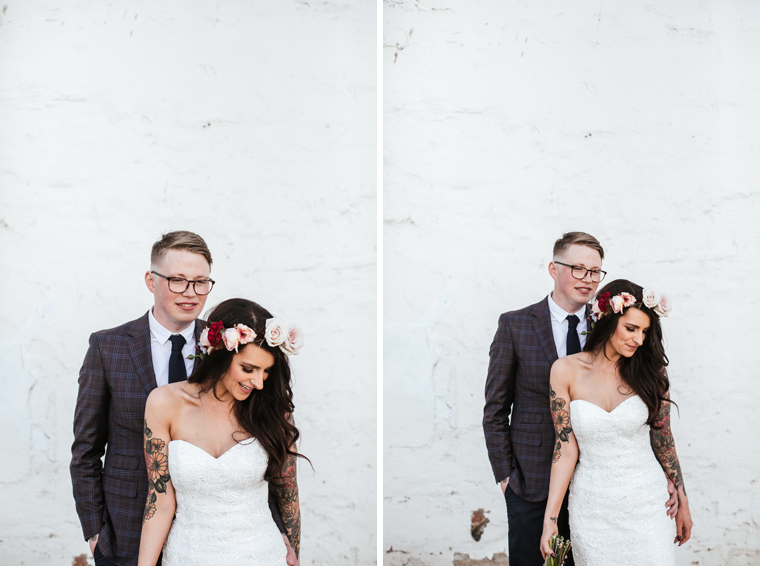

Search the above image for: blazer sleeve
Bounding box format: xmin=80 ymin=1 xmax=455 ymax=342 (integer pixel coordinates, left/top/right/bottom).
xmin=483 ymin=313 xmax=517 ymax=484
xmin=268 ymin=486 xmax=286 ymax=533
xmin=70 ymin=333 xmax=110 ymax=540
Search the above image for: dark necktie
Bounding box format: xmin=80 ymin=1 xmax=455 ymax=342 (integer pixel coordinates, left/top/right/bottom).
xmin=168 ymin=334 xmax=187 ymax=383
xmin=566 ymin=314 xmax=581 ymax=356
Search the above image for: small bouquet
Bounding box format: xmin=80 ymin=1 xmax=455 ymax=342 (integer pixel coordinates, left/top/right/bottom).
xmin=543 ymin=534 xmax=572 ymax=566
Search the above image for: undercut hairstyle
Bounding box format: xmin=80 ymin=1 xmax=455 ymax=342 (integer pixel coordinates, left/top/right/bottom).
xmin=150 ymin=230 xmax=213 ymax=268
xmin=584 ymin=279 xmax=673 ymax=427
xmin=188 ymin=298 xmax=307 ymax=483
xmin=553 ymin=231 xmax=605 ymax=261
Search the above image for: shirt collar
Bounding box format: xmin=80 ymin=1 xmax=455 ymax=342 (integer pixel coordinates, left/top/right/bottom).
xmin=148 ymin=308 xmax=196 ymax=345
xmin=547 ymin=293 xmax=587 ymax=324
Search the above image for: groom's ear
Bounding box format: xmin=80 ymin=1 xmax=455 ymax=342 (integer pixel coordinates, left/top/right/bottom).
xmin=145 ymin=271 xmax=156 ymax=294
xmin=548 ymin=261 xmax=558 ymax=281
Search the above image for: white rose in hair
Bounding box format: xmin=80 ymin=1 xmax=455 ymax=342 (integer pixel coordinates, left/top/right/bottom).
xmin=610 ymin=295 xmax=625 ymax=313
xmin=281 ymin=324 xmax=304 ymax=355
xmin=265 ymin=318 xmax=287 ymax=347
xmin=654 ymin=294 xmax=673 ymax=317
xmin=642 ymin=288 xmax=660 ymax=309
xmin=223 ymin=328 xmax=241 ymax=352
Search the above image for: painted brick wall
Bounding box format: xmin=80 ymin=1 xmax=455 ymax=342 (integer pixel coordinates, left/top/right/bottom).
xmin=0 ymin=1 xmax=376 ymax=564
xmin=384 ymin=2 xmax=760 ymax=565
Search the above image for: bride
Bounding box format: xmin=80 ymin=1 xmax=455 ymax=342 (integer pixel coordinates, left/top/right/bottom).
xmin=539 ymin=280 xmax=693 ymax=565
xmin=137 ymin=298 xmax=305 ymax=566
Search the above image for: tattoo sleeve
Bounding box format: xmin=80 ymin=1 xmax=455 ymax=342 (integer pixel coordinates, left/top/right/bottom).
xmin=650 ymin=399 xmax=685 ymax=493
xmin=550 ymin=385 xmax=573 ymax=464
xmin=273 ymin=454 xmax=301 ymax=558
xmin=143 ymin=419 xmax=171 ymax=522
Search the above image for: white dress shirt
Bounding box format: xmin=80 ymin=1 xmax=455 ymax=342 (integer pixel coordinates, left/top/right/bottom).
xmin=547 ymin=293 xmax=589 ymax=358
xmin=148 ymin=309 xmax=197 ymax=386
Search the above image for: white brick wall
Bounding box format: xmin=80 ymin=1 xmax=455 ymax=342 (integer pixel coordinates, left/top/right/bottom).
xmin=384 ymin=2 xmax=760 ymax=565
xmin=0 ymin=1 xmax=375 ymax=564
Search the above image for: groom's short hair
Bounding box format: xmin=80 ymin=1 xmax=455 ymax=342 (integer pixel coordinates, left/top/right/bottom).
xmin=151 ymin=230 xmax=213 ymax=268
xmin=553 ymin=231 xmax=604 ymax=261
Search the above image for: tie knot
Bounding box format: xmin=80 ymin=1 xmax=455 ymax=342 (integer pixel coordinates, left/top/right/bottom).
xmin=566 ymin=314 xmax=580 ymax=329
xmin=169 ymin=334 xmax=186 ymax=352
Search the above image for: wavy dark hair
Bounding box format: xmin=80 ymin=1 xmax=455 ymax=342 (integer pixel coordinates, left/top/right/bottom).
xmin=584 ymin=279 xmax=673 ymax=427
xmin=188 ymin=298 xmax=306 ymax=484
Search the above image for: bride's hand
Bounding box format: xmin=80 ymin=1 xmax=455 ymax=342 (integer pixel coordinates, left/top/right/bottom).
xmin=674 ymin=493 xmax=693 ymax=546
xmin=539 ymin=521 xmax=559 ymax=560
xmin=665 ymin=478 xmax=678 ymax=518
xmin=282 ymin=533 xmax=299 ymax=566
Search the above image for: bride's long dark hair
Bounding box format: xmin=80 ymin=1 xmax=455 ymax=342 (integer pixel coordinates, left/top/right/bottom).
xmin=584 ymin=279 xmax=672 ymax=427
xmin=188 ymin=298 xmax=306 ymax=484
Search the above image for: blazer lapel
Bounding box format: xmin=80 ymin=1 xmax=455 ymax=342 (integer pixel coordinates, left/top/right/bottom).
xmin=128 ymin=312 xmax=157 ymax=396
xmin=532 ymin=297 xmax=558 ymax=366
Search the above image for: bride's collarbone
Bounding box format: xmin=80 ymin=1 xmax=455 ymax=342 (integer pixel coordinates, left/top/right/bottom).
xmin=171 ymin=398 xmax=247 ymax=457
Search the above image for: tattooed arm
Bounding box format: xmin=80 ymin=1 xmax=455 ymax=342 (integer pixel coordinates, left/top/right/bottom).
xmin=137 ymin=389 xmax=177 ymax=566
xmin=650 ymin=392 xmax=693 ymax=545
xmin=540 ymin=361 xmax=579 ymax=560
xmin=272 ymin=432 xmax=301 ymax=561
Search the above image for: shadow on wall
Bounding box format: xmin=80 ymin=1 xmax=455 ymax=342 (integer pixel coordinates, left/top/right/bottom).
xmin=453 ymin=553 xmax=509 ymax=565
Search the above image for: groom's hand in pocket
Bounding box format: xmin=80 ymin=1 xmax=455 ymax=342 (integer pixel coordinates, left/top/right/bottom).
xmin=88 ymin=535 xmax=98 ymax=556
xmin=500 ymin=479 xmax=509 ymax=495
xmin=664 ymin=479 xmax=678 ymax=518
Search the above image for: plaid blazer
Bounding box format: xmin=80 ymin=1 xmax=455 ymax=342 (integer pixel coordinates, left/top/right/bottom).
xmin=483 ymin=297 xmax=591 ymax=502
xmin=70 ymin=312 xmax=203 ymax=566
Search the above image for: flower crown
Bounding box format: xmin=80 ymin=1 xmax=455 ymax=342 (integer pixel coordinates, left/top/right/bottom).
xmin=190 ymin=318 xmax=304 ymax=360
xmin=592 ymin=288 xmax=672 ymax=321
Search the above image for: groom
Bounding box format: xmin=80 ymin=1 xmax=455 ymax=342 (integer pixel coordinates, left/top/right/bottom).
xmin=482 ymin=231 xmax=677 ymax=566
xmin=70 ymin=231 xmax=295 ymax=566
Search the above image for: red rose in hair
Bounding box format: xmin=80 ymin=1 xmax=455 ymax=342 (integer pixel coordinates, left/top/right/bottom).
xmin=596 ymin=292 xmax=611 ymax=313
xmin=207 ymin=321 xmax=225 ymax=349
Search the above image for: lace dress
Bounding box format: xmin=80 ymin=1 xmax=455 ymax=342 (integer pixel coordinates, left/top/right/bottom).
xmin=569 ymin=396 xmax=676 ymax=566
xmin=163 ymin=439 xmax=286 ymax=566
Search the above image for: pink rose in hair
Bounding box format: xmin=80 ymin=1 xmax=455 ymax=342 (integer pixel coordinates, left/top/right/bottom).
xmin=610 ymin=295 xmax=625 ymax=313
xmin=281 ymin=324 xmax=304 ymax=355
xmin=199 ymin=328 xmax=211 ymax=352
xmin=236 ymin=324 xmax=257 ymax=344
xmin=592 ymin=301 xmax=602 ymax=318
xmin=223 ymin=328 xmax=241 ymax=352
xmin=620 ymin=292 xmax=636 ymax=308
xmin=265 ymin=318 xmax=287 ymax=347
xmin=654 ymin=294 xmax=672 ymax=317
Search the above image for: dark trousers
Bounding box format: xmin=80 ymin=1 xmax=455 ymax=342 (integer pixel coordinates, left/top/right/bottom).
xmin=504 ymin=484 xmax=574 ymax=566
xmin=94 ymin=544 xmax=162 ymax=566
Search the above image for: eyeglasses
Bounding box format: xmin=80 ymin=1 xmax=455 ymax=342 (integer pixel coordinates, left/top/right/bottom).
xmin=151 ymin=271 xmax=215 ymax=295
xmin=554 ymin=261 xmax=607 ymax=283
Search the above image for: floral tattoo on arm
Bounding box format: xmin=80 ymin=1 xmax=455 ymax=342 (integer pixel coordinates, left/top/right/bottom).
xmin=550 ymin=385 xmax=573 ymax=463
xmin=143 ymin=420 xmax=171 ymax=522
xmin=274 ymin=454 xmax=301 ymax=558
xmin=650 ymin=400 xmax=685 ymax=493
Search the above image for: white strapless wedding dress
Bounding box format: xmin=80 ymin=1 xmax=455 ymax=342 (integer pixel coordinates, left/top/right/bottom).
xmin=162 ymin=439 xmax=286 ymax=566
xmin=569 ymin=396 xmax=676 ymax=566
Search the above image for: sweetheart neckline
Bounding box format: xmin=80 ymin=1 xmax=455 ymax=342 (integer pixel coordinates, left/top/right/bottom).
xmin=570 ymin=395 xmax=640 ymax=414
xmin=169 ymin=438 xmax=255 ymax=460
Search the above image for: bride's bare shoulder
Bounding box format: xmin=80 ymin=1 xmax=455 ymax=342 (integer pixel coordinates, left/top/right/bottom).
xmin=552 ymin=352 xmax=592 ymax=373
xmin=147 ymin=381 xmax=203 ymax=409
xmin=551 ymin=352 xmax=594 ymax=389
